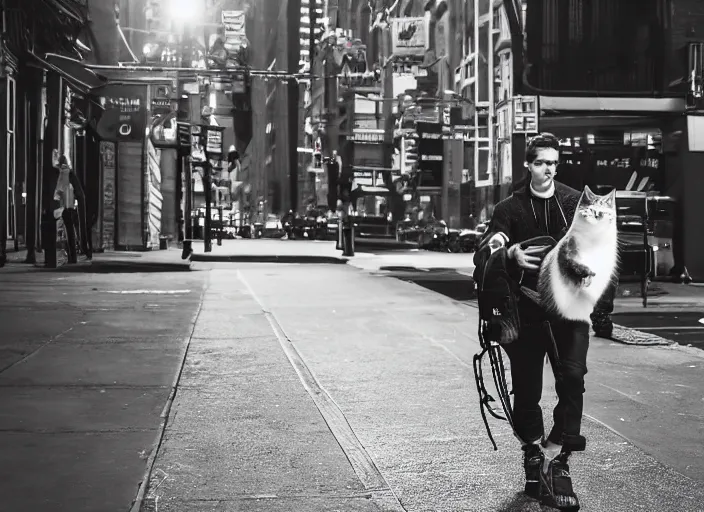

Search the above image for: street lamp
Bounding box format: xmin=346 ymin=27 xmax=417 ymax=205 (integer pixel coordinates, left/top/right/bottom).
xmin=168 ymin=0 xmax=204 ymax=22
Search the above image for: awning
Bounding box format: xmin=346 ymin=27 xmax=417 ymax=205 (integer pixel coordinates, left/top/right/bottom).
xmin=540 ymin=115 xmax=670 ymax=132
xmin=539 ymin=96 xmax=685 ymax=113
xmin=30 ymin=52 xmax=108 ymax=93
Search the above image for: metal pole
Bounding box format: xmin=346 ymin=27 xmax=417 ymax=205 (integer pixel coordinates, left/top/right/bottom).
xmin=181 ymin=155 xmax=192 ymax=240
xmin=204 ymin=160 xmax=212 ymax=252
xmin=217 ymin=204 xmax=223 ymax=245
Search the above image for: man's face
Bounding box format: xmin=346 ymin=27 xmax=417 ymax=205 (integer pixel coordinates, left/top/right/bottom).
xmin=527 ymin=147 xmax=559 ymax=189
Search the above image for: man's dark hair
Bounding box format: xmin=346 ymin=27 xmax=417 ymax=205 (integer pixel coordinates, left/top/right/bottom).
xmin=525 ymin=132 xmax=561 ymax=163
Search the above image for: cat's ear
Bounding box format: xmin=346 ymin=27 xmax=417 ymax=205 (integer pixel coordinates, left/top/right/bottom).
xmin=604 ymin=188 xmax=617 ymax=208
xmin=579 ymin=185 xmax=597 ymax=206
xmin=583 ymin=185 xmax=597 ymax=201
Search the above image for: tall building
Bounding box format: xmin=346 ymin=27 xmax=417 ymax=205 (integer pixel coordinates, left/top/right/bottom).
xmin=247 ymin=0 xmax=303 ymax=217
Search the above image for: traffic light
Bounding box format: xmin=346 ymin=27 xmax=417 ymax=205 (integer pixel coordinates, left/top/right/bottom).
xmin=401 ymin=135 xmax=418 ymax=175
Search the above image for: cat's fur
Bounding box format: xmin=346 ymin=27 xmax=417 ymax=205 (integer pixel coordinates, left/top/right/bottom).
xmin=537 ymin=186 xmax=619 ymax=323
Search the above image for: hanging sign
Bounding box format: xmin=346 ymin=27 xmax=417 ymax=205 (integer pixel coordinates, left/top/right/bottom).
xmin=390 ymin=17 xmax=428 ymax=57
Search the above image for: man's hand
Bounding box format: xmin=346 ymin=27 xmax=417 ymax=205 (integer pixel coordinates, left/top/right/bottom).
xmin=508 ymin=244 xmax=550 ymax=270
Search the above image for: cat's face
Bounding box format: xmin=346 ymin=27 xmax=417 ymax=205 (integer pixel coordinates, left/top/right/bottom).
xmin=576 ymin=186 xmax=616 ymax=226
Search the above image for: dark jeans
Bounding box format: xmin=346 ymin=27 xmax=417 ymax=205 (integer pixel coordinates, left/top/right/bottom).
xmin=503 ymin=298 xmax=590 ymax=452
xmin=590 ymin=274 xmax=618 ymax=330
xmin=62 ymin=208 xmax=79 ymax=264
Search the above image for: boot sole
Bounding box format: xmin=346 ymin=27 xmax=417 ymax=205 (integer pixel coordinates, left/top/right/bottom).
xmin=539 ymin=469 xmax=580 ymax=510
xmin=525 ymin=481 xmax=540 ymax=499
xmin=539 ymin=494 xmax=580 ymax=511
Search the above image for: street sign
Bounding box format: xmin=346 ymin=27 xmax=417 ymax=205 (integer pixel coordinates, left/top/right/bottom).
xmin=513 ymin=96 xmax=539 ymax=133
xmin=346 ymin=129 xmax=385 ymax=144
xmin=151 ymin=98 xmax=171 ymax=115
xmin=204 ymin=125 xmax=225 ymax=155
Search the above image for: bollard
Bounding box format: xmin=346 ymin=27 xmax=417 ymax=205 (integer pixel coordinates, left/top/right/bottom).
xmin=342 ymin=223 xmax=355 ymax=257
xmin=181 ymin=239 xmax=193 ymax=260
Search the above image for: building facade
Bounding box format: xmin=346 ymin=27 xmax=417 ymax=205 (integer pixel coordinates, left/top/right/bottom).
xmin=246 ymin=0 xmax=304 ymax=218
xmin=0 ymin=1 xmax=111 ymax=267
xmin=463 ymin=0 xmax=704 ymax=279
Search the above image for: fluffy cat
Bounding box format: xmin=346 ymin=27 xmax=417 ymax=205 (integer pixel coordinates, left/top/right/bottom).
xmin=537 ymin=186 xmax=619 ymax=323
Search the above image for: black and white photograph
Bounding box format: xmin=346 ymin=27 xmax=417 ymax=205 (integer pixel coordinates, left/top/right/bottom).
xmin=1 ymin=0 xmax=703 ymax=511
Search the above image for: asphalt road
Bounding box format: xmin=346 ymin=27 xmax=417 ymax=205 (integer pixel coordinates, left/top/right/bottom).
xmin=0 ymin=265 xmax=207 ymax=512
xmin=388 ymin=267 xmax=704 ymax=350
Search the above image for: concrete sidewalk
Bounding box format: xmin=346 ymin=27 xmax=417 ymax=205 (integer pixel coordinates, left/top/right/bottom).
xmin=140 ymin=271 xmax=400 ymax=512
xmin=189 ymin=239 xmax=349 ymax=264
xmin=140 ymin=265 xmax=704 ymax=511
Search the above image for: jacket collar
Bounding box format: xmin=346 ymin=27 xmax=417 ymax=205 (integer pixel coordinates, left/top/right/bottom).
xmin=514 ymin=180 xmax=571 ymax=200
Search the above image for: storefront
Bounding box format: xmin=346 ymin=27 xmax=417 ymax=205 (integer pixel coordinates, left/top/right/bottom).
xmin=537 ymin=116 xmax=673 ymax=196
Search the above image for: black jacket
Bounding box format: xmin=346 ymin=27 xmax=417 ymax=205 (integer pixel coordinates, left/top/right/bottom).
xmin=473 ymin=181 xmax=582 ymax=290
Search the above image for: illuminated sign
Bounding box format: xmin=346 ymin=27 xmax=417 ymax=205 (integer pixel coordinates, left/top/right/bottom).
xmin=346 ymin=129 xmax=385 ymax=144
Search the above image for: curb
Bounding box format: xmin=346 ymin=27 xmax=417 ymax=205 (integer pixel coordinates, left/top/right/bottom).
xmin=189 ymin=254 xmax=348 ymax=264
xmin=606 ymin=324 xmax=675 ymax=346
xmin=0 ymin=260 xmax=191 ymax=274
xmin=129 ymin=281 xmax=208 ymax=512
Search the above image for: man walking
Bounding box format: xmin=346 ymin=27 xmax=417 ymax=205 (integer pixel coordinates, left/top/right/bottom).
xmin=474 ymin=133 xmax=590 ymax=510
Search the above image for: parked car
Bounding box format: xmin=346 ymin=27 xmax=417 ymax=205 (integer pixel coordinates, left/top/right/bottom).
xmin=456 ymin=222 xmax=488 ymax=252
xmin=261 ymin=215 xmax=285 ymax=238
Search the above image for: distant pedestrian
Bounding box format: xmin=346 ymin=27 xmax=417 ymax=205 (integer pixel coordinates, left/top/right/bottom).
xmin=53 ymin=154 xmax=91 ymax=263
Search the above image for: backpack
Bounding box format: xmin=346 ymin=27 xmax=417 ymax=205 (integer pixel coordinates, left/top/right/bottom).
xmin=474 ymin=245 xmax=521 ymax=345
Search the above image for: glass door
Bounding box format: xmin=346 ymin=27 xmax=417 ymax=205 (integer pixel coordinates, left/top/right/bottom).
xmin=6 ymin=76 xmax=16 ymax=240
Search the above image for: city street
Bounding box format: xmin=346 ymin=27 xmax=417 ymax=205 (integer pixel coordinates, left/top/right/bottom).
xmin=1 ymin=248 xmax=703 ymax=511
xmin=4 ymin=0 xmax=704 ymax=511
